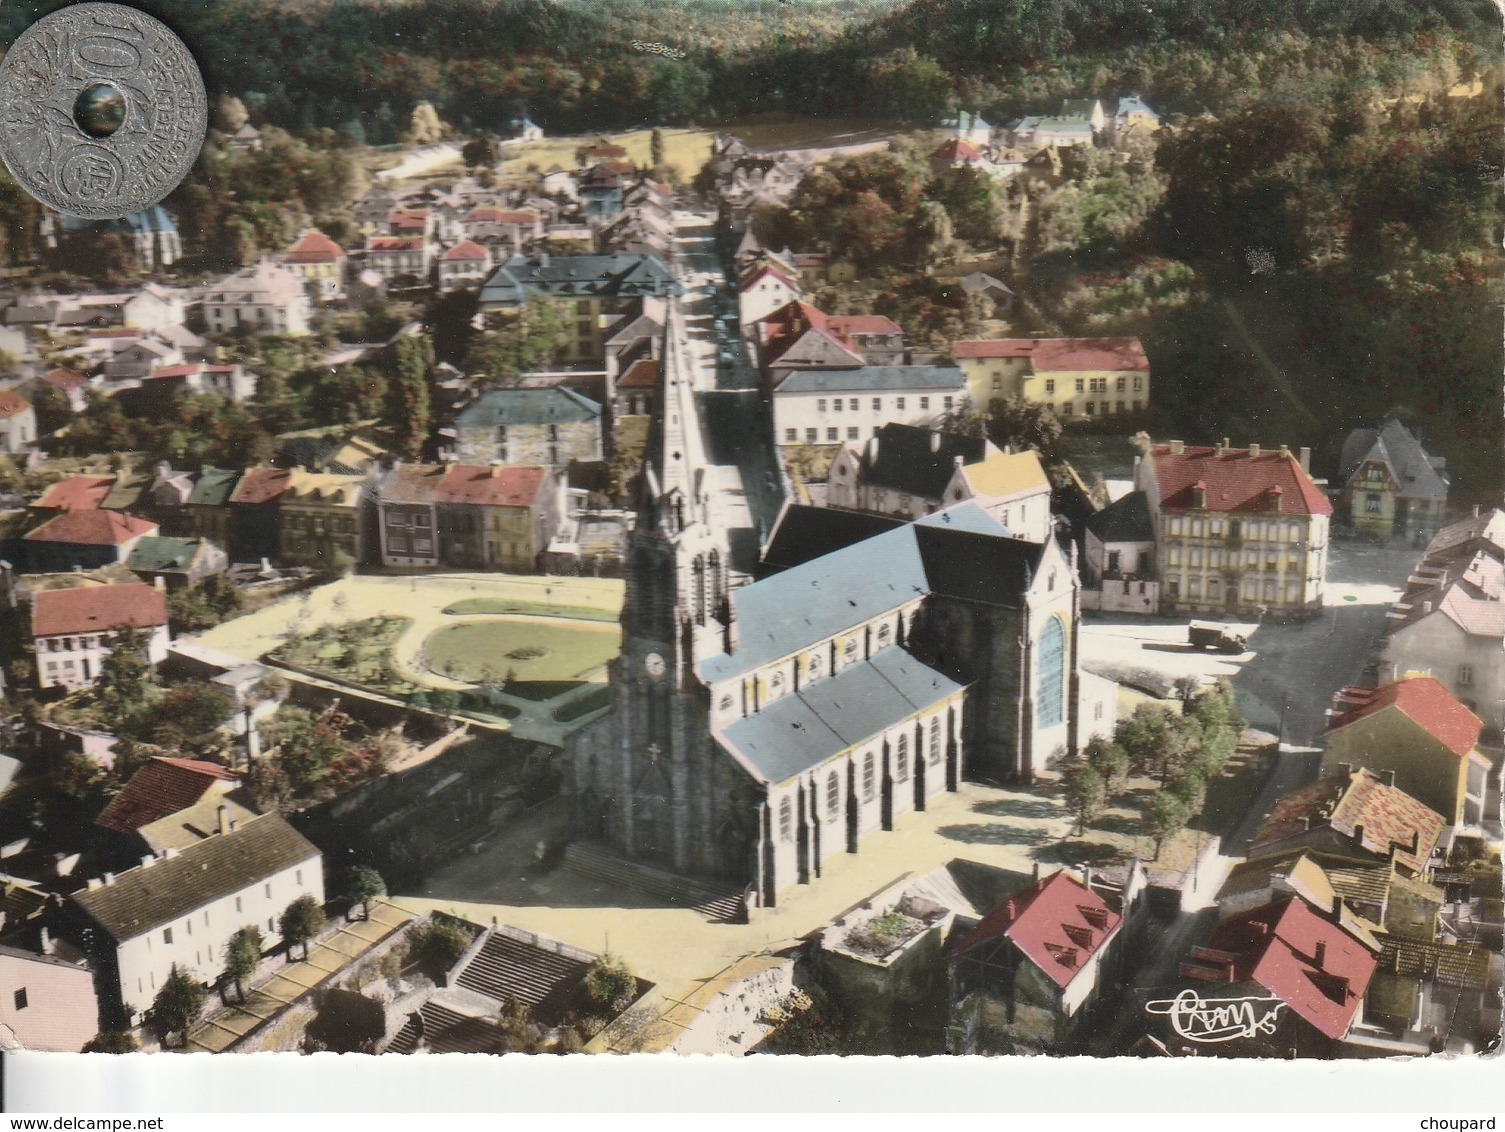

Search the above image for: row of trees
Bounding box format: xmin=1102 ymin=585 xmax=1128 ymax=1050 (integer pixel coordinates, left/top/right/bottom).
xmin=1060 ymin=682 xmax=1244 ymax=857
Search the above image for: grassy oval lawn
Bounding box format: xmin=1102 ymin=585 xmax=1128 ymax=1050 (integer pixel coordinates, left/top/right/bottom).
xmin=423 ymin=618 xmax=619 ymax=699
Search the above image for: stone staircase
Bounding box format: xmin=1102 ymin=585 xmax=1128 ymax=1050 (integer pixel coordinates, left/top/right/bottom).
xmin=563 ymin=840 xmax=746 ymax=922
xmin=455 ymin=929 xmax=593 ymax=1010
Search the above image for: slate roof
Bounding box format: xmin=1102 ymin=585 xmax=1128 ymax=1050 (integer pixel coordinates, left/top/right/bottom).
xmin=1325 ymin=676 xmax=1481 ymax=758
xmin=34 ymin=476 xmax=113 ymax=511
xmin=1199 ymin=896 xmax=1376 ymax=1041
xmin=32 ymin=582 xmax=167 ymax=638
xmin=96 ymin=757 xmax=240 ymax=835
xmin=953 ymin=870 xmax=1122 ymax=990
xmin=758 ymin=504 xmax=905 ymax=576
xmin=187 ymin=468 xmax=240 ymax=507
xmin=456 ymin=387 xmax=602 ymax=429
xmin=777 ymin=365 xmax=966 ymax=394
xmin=24 ymin=510 xmax=156 ymax=546
xmin=856 ymin=423 xmax=990 ymax=498
xmin=1339 ymin=418 xmax=1448 ymax=502
xmin=1085 ymin=489 xmax=1155 ymax=543
xmin=960 ymin=272 xmax=1013 ymax=297
xmin=382 ymin=463 xmax=548 ymax=509
xmin=0 ymin=390 xmax=31 ymax=420
xmin=126 ymin=536 xmax=206 ymax=573
xmin=1378 ymin=937 xmax=1492 ymax=987
xmin=1149 ymin=443 xmax=1332 ymax=518
xmin=1249 ymin=768 xmax=1446 ymax=874
xmin=479 ymin=253 xmax=679 ymax=305
xmin=702 ymin=505 xmax=1021 ymax=682
xmin=717 ymin=646 xmax=965 ymax=783
xmin=71 ymin=814 xmax=318 ymax=941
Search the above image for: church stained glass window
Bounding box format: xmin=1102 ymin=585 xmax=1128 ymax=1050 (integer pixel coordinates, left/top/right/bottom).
xmin=1037 ymin=617 xmax=1066 ymax=728
xmin=827 ymin=773 xmax=840 ymax=819
xmin=778 ymin=796 xmax=793 ymax=842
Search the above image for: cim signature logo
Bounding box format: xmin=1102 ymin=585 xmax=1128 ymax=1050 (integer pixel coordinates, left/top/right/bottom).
xmin=1144 ymin=989 xmax=1288 ymax=1044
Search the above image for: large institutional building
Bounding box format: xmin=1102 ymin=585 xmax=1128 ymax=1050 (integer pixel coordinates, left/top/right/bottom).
xmin=569 ymin=304 xmax=1114 ymax=906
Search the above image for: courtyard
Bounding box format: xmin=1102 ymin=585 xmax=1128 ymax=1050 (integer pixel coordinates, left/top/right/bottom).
xmin=191 ymin=573 xmax=626 ymax=743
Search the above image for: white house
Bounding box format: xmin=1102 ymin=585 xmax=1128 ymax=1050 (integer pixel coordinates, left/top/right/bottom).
xmin=0 ymin=946 xmax=99 ymax=1052
xmin=939 ymin=448 xmax=1055 ymax=543
xmin=31 ymin=583 xmax=169 ymax=692
xmin=66 ymin=814 xmax=323 ymax=1029
xmin=438 ymin=240 xmax=492 ymax=292
xmin=774 ymin=366 xmax=969 ymax=447
xmin=202 ymin=262 xmax=311 ymax=338
xmin=123 ymin=284 xmax=187 ymax=331
xmin=364 ymin=236 xmax=434 ymax=284
xmin=0 ymin=390 xmax=35 ymax=454
xmin=738 ymin=262 xmax=805 ymax=329
xmin=144 ymin=362 xmax=258 ymax=404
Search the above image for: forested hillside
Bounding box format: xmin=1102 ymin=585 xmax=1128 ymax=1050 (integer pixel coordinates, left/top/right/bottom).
xmin=1 ymin=0 xmax=1498 ymax=136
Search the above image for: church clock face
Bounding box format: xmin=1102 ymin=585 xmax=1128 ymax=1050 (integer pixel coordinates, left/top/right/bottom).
xmin=643 ymin=652 xmax=666 ymax=677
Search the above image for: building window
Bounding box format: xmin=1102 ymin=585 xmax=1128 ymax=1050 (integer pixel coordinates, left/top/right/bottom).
xmin=849 ymin=399 xmax=858 ymax=410
xmin=1458 ymin=665 xmax=1474 ymax=687
xmin=778 ymin=796 xmax=793 ymax=842
xmin=843 ymin=638 xmax=859 ymax=662
xmin=1209 ymin=578 xmax=1221 ymax=601
xmin=264 ymin=883 xmax=272 ymax=899
xmin=785 ymin=429 xmax=796 ymax=442
xmin=817 ymin=399 xmax=826 ymax=413
xmin=13 ymin=988 xmax=26 ymax=1011
xmin=896 ymin=397 xmax=906 ymax=411
xmin=1075 ymin=379 xmax=1084 ymax=393
xmin=827 ymin=428 xmax=838 ymax=442
xmin=929 ymin=716 xmax=942 ymax=762
xmin=808 ymin=653 xmax=823 ymax=678
xmin=848 ymin=427 xmax=859 ymax=440
xmin=872 ymin=398 xmax=881 ymax=411
xmin=1365 ymin=494 xmax=1382 ymax=513
xmin=1134 ymin=376 xmax=1143 ymax=391
xmin=896 ymin=734 xmax=909 ymax=782
xmin=1061 ymin=404 xmax=1072 ymax=417
xmin=1116 ymin=377 xmax=1126 ymax=392
xmin=1037 ymin=617 xmax=1066 ymax=728
xmin=919 ymin=397 xmax=929 ymax=411
xmin=827 ymin=773 xmax=840 ymax=819
xmin=1085 ymin=402 xmax=1095 ymax=416
xmin=163 ymin=927 xmax=173 ymax=945
xmin=236 ymin=896 xmax=242 ymax=913
xmin=1044 ymin=379 xmax=1055 ymax=395
xmin=862 ymin=753 xmax=875 ymax=800
xmin=805 ymin=429 xmax=817 ymax=443
xmin=833 ymin=399 xmax=843 ymax=412
xmin=1168 ymin=579 xmax=1180 ymax=599
xmin=876 ymin=623 xmax=892 ymax=646
xmin=1116 ymin=401 xmax=1126 ymax=414
xmin=1107 ymin=550 xmax=1121 ymax=573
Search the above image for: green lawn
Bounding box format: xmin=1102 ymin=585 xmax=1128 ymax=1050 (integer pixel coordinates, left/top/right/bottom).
xmin=443 ymin=598 xmax=620 ymax=622
xmin=423 ymin=619 xmax=619 ymax=693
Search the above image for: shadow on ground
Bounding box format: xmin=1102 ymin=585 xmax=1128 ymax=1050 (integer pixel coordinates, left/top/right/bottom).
xmin=971 ymin=798 xmax=1062 ymax=821
xmin=937 ymin=823 xmax=1056 ymax=847
xmin=1035 ymin=840 xmax=1124 ymax=866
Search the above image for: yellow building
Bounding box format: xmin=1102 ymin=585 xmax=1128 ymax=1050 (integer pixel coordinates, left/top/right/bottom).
xmin=282 ymin=230 xmax=347 ymax=301
xmin=953 ymin=337 xmax=1149 ymax=420
xmin=278 ymin=470 xmax=369 ymax=570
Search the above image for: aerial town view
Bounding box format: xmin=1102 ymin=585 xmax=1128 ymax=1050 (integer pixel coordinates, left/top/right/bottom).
xmin=0 ymin=0 xmax=1498 ymax=1068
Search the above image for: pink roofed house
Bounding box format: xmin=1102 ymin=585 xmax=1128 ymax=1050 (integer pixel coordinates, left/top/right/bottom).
xmin=439 ymin=239 xmax=493 ymax=291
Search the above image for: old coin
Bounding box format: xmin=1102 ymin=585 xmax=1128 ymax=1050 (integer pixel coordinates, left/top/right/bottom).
xmin=0 ymin=3 xmax=206 ymax=220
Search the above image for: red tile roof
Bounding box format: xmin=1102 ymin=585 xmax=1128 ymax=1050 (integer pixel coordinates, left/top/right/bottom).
xmin=367 ymin=236 xmax=427 ymax=252
xmin=34 ymin=475 xmax=113 ymax=511
xmin=40 ymin=368 xmax=86 ymax=391
xmin=442 ymin=240 xmax=489 ymax=262
xmin=1198 ymin=897 xmax=1377 ymax=1041
xmin=932 ymin=138 xmax=983 ymax=163
xmin=952 ymin=337 xmax=1148 ymax=370
xmin=285 ymin=230 xmax=346 ymax=263
xmin=25 ymin=509 xmax=156 ymax=546
xmin=953 ymin=870 xmax=1121 ymax=989
xmin=1150 ymin=444 xmax=1332 ymax=517
xmin=0 ymin=389 xmax=31 ymax=420
xmin=617 ymin=358 xmax=660 ymax=390
xmin=32 ymin=582 xmax=167 ymax=638
xmin=389 ymin=209 xmax=430 ymax=228
xmin=1251 ymin=768 xmax=1446 ymax=874
xmin=739 ymin=263 xmax=801 ymax=295
xmin=97 ymin=757 xmax=240 ymax=834
xmin=586 ymin=144 xmax=628 ymax=158
xmin=384 ymin=463 xmax=549 ymax=508
xmin=229 ymin=467 xmax=293 ymax=506
xmin=1327 ymin=676 xmax=1481 ymax=758
xmin=826 ymin=314 xmax=903 ymax=337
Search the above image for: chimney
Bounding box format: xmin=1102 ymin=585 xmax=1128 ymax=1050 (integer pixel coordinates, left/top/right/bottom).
xmin=1352 ymin=822 xmax=1365 ymax=846
xmin=1472 ymin=504 xmax=1481 ymax=518
xmin=153 ymin=576 xmax=166 ymax=592
xmin=1213 ymin=441 xmax=1224 ymax=457
xmin=218 ymin=804 xmax=230 ymax=836
xmin=1168 ymin=439 xmax=1184 ymax=455
xmin=1082 ymin=865 xmax=1094 ymax=892
xmin=38 ymin=925 xmax=49 ymax=952
xmin=1332 ymin=894 xmax=1344 ymax=920
xmin=1032 ymin=861 xmax=1042 ymax=882
xmin=1222 ymin=437 xmax=1230 ymax=450
xmin=867 ymin=435 xmax=880 ymax=463
xmin=140 ymin=854 xmax=155 ymax=869
xmin=1299 ymin=447 xmax=1311 ymax=473
xmin=1279 ymin=444 xmax=1289 ymax=459
xmin=1421 ymin=600 xmax=1432 ymax=615
xmin=1334 ymin=762 xmax=1352 ymax=778
xmin=1313 ymin=940 xmax=1327 ymax=968
xmin=102 ymin=872 xmax=115 ymax=886
xmin=1379 ymin=769 xmax=1395 ymax=787
xmin=1248 ymin=443 xmax=1261 ymax=459
xmin=930 ymin=432 xmax=940 ymax=453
